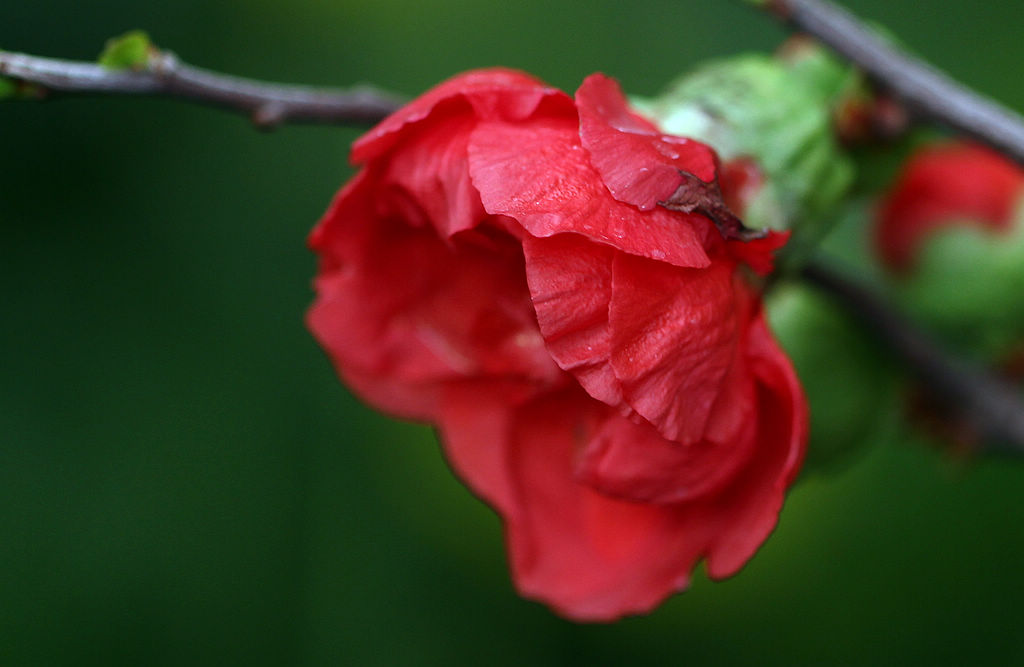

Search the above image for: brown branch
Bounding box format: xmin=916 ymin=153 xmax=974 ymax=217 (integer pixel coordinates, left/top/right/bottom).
xmin=758 ymin=0 xmax=1024 ymax=167
xmin=0 ymin=49 xmax=405 ymax=128
xmin=801 ymin=261 xmax=1024 ymax=454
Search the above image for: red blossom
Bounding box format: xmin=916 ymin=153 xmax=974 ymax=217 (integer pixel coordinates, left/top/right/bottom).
xmin=308 ymin=69 xmax=807 ymax=621
xmin=875 ymin=142 xmax=1024 ymax=272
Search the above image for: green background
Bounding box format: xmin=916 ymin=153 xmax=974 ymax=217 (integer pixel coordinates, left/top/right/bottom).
xmin=2 ymin=1 xmax=1023 ymax=664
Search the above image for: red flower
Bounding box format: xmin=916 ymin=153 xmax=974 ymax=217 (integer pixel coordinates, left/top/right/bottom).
xmin=307 ymin=69 xmax=807 ymax=621
xmin=875 ymin=142 xmax=1024 ymax=272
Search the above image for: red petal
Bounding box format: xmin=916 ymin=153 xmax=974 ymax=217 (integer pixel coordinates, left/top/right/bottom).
xmin=497 ymin=389 xmax=711 ymax=621
xmin=376 ymin=113 xmax=485 ymax=237
xmin=725 ymin=230 xmax=789 ymax=276
xmin=307 ymin=169 xmax=561 ymax=420
xmin=576 ymin=73 xmax=718 ymax=211
xmin=704 ymin=312 xmax=807 ymax=578
xmin=352 ymin=68 xmax=570 ymax=165
xmin=719 ymin=157 xmax=765 ymax=217
xmin=701 ymin=342 xmax=758 ymax=446
xmin=436 ymin=337 xmax=806 ymax=620
xmin=437 ymin=379 xmax=540 ymax=514
xmin=575 ymin=409 xmax=757 ymax=505
xmin=609 ymin=254 xmax=741 ymax=443
xmin=469 ymin=117 xmax=712 ymax=269
xmin=521 ymin=234 xmax=623 ymax=407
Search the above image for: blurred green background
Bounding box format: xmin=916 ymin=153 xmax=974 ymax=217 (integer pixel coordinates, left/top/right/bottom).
xmin=3 ymin=1 xmax=1024 ymax=664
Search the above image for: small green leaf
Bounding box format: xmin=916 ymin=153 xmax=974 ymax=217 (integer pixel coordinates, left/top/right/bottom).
xmin=0 ymin=76 xmax=17 ymax=100
xmin=0 ymin=76 xmax=42 ymax=101
xmin=98 ymin=30 xmax=154 ymax=70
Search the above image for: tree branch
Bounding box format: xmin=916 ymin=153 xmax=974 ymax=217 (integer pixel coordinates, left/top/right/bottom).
xmin=756 ymin=0 xmax=1024 ymax=452
xmin=0 ymin=49 xmax=405 ymax=128
xmin=757 ymin=0 xmax=1024 ymax=166
xmin=801 ymin=261 xmax=1024 ymax=454
xmin=8 ymin=24 xmax=1024 ymax=453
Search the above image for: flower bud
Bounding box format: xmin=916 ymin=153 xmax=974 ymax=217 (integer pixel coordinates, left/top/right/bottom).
xmin=308 ymin=68 xmax=807 ymax=621
xmin=875 ymin=142 xmax=1024 ymax=359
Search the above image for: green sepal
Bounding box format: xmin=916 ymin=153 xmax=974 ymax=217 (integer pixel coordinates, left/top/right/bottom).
xmin=631 ymin=47 xmax=858 ymax=262
xmin=895 ymin=199 xmax=1024 ymax=361
xmin=98 ymin=30 xmax=154 ymax=70
xmin=767 ymin=281 xmax=901 ymax=473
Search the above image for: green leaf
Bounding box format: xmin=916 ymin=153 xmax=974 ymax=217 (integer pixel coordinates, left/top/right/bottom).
xmin=98 ymin=30 xmax=154 ymax=70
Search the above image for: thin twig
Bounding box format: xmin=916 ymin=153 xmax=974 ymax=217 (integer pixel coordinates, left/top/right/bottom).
xmin=758 ymin=0 xmax=1024 ymax=167
xmin=801 ymin=261 xmax=1024 ymax=453
xmin=0 ymin=49 xmax=404 ymax=128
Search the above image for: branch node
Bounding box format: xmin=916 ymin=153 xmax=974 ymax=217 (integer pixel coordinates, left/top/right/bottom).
xmin=149 ymin=50 xmax=179 ymax=77
xmin=252 ymin=103 xmax=287 ymax=129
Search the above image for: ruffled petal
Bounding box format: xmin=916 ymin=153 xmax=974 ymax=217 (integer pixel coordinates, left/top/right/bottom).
xmin=576 ymin=72 xmax=718 ymax=211
xmin=378 ymin=113 xmax=486 ymax=237
xmin=307 ymin=170 xmax=561 ymax=420
xmin=489 ymin=352 xmax=802 ymax=619
xmin=437 ymin=379 xmax=540 ymax=514
xmin=704 ymin=313 xmax=808 ymax=578
xmin=609 ymin=253 xmax=740 ymax=443
xmin=468 ymin=117 xmax=712 ymax=269
xmin=701 ymin=343 xmax=758 ymax=446
xmin=575 ymin=409 xmax=757 ymax=505
xmin=521 ymin=233 xmax=623 ymax=407
xmin=496 ymin=389 xmax=712 ymax=622
xmin=352 ymin=69 xmax=570 ymax=165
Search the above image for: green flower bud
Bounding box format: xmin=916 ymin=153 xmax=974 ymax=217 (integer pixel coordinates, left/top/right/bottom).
xmin=874 ymin=141 xmax=1024 ymax=361
xmin=767 ymin=282 xmax=900 ymax=472
xmin=897 ymin=201 xmax=1024 ymax=361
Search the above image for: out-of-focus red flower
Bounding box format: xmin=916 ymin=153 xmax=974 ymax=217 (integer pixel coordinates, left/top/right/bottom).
xmin=307 ymin=69 xmax=807 ymax=621
xmin=875 ymin=142 xmax=1024 ymax=272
